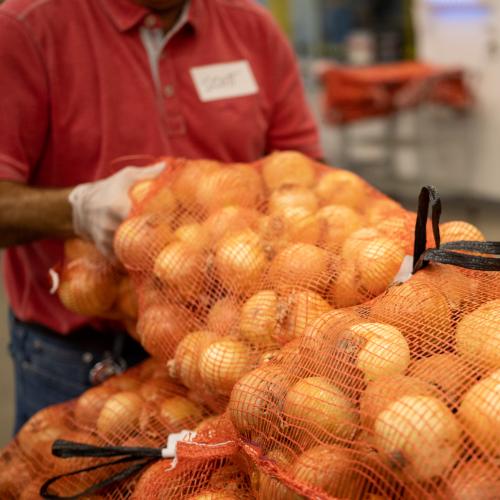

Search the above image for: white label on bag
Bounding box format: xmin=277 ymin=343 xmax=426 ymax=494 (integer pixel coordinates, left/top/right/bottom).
xmin=190 ymin=60 xmax=259 ymax=102
xmin=393 ymin=255 xmax=414 ymax=284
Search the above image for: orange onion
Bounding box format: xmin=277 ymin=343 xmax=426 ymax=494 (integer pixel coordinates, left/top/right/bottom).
xmin=370 ymin=277 xmax=453 ymax=357
xmin=214 ymin=229 xmax=268 ymax=295
xmin=276 ymin=290 xmax=331 ymax=344
xmin=188 ymin=492 xmax=239 ymax=500
xmin=341 ymin=227 xmax=380 ymax=260
xmin=58 ymin=260 xmax=119 ymax=316
xmin=64 ymin=238 xmax=104 ymax=262
xmin=360 ymin=375 xmax=435 ymax=431
xmin=172 ymin=159 xmax=221 ymax=211
xmin=447 ymin=461 xmax=500 ymax=500
xmin=291 ymin=445 xmax=357 ymax=498
xmin=239 ymin=290 xmax=279 ymax=349
xmin=329 ymin=260 xmax=366 ymax=308
xmin=416 ymin=264 xmax=480 ymax=311
xmin=17 ymin=410 xmax=68 ymax=460
xmin=159 ymin=395 xmax=204 ymax=430
xmin=353 ymin=237 xmax=405 ymax=297
xmin=196 ymin=164 xmax=263 ymax=214
xmin=228 ymin=365 xmax=290 ymax=434
xmin=137 ymin=304 xmax=194 ymax=361
xmin=440 ymin=220 xmax=485 ymax=243
xmin=129 ymin=178 xmax=177 ymax=216
xmin=456 ymin=299 xmax=500 ymax=369
xmin=318 ymin=204 xmax=364 ymax=251
xmin=459 ymin=369 xmax=500 ymax=456
xmin=257 ymin=449 xmax=294 ymax=500
xmin=207 ymin=297 xmax=240 ymax=336
xmin=315 ymin=169 xmax=367 ymax=210
xmin=114 ymin=212 xmax=173 ymax=271
xmin=345 ymin=322 xmax=410 ymax=382
xmin=169 ymin=330 xmax=217 ymax=389
xmin=203 ymin=206 xmax=259 ymax=247
xmin=103 ymin=373 xmax=141 ymax=392
xmin=408 ymin=354 xmax=478 ymax=412
xmin=365 ymin=198 xmax=403 ymax=225
xmin=268 ymin=185 xmax=319 ymax=214
xmin=268 ymin=243 xmax=332 ymax=293
xmin=96 ymin=391 xmax=143 ymax=440
xmin=116 ymin=275 xmax=138 ymax=318
xmin=199 ymin=339 xmax=255 ymax=395
xmin=174 ymin=223 xmax=209 ymax=251
xmin=374 ymin=395 xmax=460 ymax=481
xmin=284 ymin=376 xmax=358 ymax=441
xmin=261 ymin=150 xmax=316 ymax=190
xmin=153 ymin=241 xmax=206 ymax=300
xmin=74 ymin=385 xmax=117 ymax=428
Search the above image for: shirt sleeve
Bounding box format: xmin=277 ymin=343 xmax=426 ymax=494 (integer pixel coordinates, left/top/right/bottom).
xmin=0 ymin=13 xmax=48 ymax=183
xmin=264 ymin=20 xmax=323 ymax=160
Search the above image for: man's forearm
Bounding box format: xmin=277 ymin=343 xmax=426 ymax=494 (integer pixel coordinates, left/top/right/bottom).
xmin=0 ymin=181 xmax=74 ymax=247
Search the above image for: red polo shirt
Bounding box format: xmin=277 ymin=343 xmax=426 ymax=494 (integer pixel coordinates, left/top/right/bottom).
xmin=0 ymin=0 xmax=322 ymax=334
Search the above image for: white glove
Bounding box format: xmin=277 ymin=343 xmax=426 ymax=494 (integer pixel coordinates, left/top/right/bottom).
xmin=69 ymin=162 xmax=166 ymax=259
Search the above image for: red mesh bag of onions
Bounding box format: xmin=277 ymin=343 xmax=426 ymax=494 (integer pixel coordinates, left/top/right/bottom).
xmin=224 ymin=187 xmax=500 ymax=499
xmin=0 ymin=358 xmax=221 ymax=499
xmin=112 ymin=152 xmax=419 ymax=413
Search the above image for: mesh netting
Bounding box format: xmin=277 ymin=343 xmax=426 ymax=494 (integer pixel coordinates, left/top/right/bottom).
xmin=6 ymin=153 xmax=499 ymax=498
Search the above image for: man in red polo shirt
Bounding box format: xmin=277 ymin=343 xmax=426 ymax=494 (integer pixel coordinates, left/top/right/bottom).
xmin=0 ymin=0 xmax=322 ymax=431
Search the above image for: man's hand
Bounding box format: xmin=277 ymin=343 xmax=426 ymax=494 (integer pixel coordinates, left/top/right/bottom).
xmin=69 ymin=162 xmax=166 ymax=258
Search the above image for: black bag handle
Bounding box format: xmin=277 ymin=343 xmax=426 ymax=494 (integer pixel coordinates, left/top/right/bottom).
xmin=40 ymin=440 xmax=165 ymax=499
xmin=412 ymin=186 xmax=500 ymax=273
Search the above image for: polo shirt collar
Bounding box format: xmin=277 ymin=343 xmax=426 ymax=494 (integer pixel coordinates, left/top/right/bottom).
xmin=100 ymin=0 xmax=201 ymax=33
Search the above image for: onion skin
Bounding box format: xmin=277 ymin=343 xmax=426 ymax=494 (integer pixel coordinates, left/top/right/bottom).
xmin=318 ymin=204 xmax=364 ymax=251
xmin=196 ymin=164 xmax=264 ymax=214
xmin=269 ymin=243 xmax=333 ymax=293
xmin=114 ymin=212 xmax=173 ymax=271
xmin=174 ymin=223 xmax=209 ymax=251
xmin=291 ymin=445 xmax=357 ymax=498
xmin=370 ymin=278 xmax=453 ymax=357
xmin=172 ymin=159 xmax=221 ymax=211
xmin=315 ymin=169 xmax=367 ymax=210
xmin=96 ymin=391 xmax=143 ymax=440
xmin=239 ymin=290 xmax=279 ymax=349
xmin=349 ymin=322 xmax=410 ymax=382
xmin=276 ymin=290 xmax=332 ymax=345
xmin=170 ymin=330 xmax=217 ymax=389
xmin=159 ymin=395 xmax=204 ymax=430
xmin=74 ymin=385 xmax=117 ymax=428
xmin=360 ymin=375 xmax=436 ymax=431
xmin=137 ymin=304 xmax=193 ymax=361
xmin=374 ymin=395 xmax=460 ymax=481
xmin=207 ymin=297 xmax=240 ymax=336
xmin=153 ymin=241 xmax=206 ymax=300
xmin=130 ymin=179 xmax=177 ymax=216
xmin=214 ymin=229 xmax=268 ymax=295
xmin=456 ymin=299 xmax=500 ymax=369
xmin=262 ymin=151 xmax=316 ymax=190
xmin=203 ymin=206 xmax=259 ymax=247
xmin=459 ymin=369 xmax=500 ymax=456
xmin=408 ymin=354 xmax=479 ymax=411
xmin=440 ymin=221 xmax=485 ymax=244
xmin=229 ymin=365 xmax=291 ymax=435
xmin=58 ymin=260 xmax=119 ymax=316
xmin=116 ymin=275 xmax=138 ymax=319
xmin=284 ymin=376 xmax=358 ymax=442
xmin=199 ymin=339 xmax=255 ymax=395
xmin=268 ymin=186 xmax=319 ymax=214
xmin=446 ymin=461 xmax=500 ymax=500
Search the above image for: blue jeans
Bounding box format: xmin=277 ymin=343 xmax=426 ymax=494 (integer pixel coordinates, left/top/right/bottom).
xmin=8 ymin=313 xmax=147 ymax=434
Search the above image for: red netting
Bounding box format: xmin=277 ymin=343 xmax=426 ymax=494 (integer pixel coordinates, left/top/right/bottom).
xmin=6 ymin=152 xmax=498 ymax=498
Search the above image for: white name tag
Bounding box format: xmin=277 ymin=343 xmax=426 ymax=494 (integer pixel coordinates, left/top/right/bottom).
xmin=190 ymin=60 xmax=259 ymax=102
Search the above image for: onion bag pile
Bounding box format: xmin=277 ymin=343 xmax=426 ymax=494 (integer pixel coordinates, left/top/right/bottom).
xmin=110 ymin=152 xmax=422 ymax=412
xmin=0 ymin=359 xmax=220 ymax=499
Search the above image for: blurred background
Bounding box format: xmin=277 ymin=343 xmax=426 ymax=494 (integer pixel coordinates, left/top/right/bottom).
xmin=1 ymin=0 xmax=499 ymax=446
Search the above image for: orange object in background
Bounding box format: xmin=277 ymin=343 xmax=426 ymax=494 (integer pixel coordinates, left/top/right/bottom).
xmin=321 ymin=61 xmax=473 ymax=124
